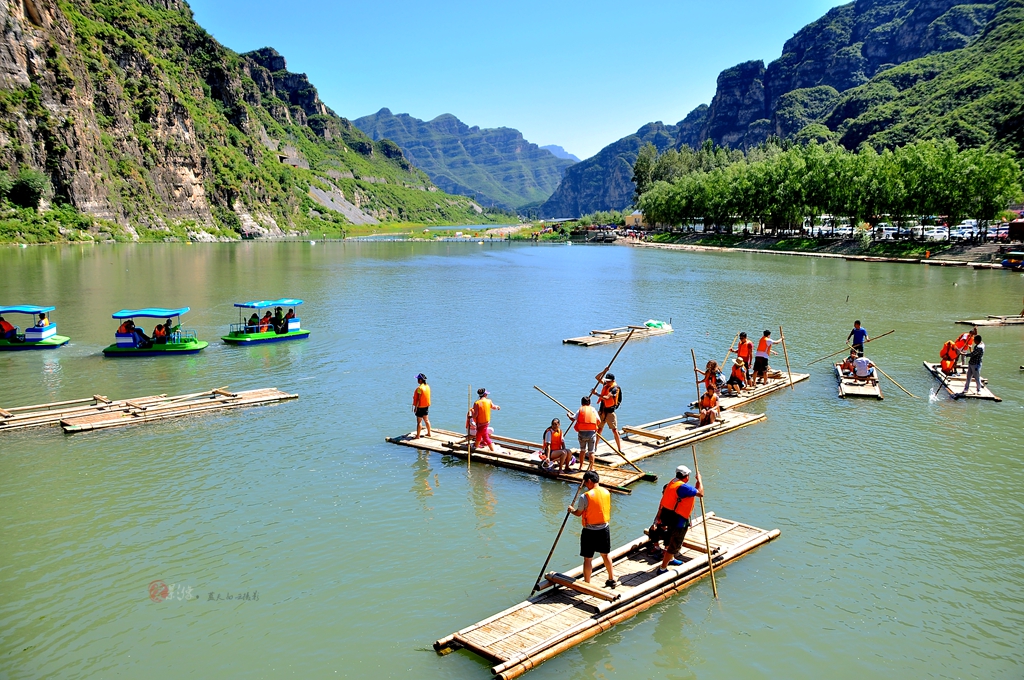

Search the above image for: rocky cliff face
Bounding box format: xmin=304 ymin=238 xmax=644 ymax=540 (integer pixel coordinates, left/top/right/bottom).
xmin=0 ymin=0 xmax=486 ymax=238
xmin=353 ymin=108 xmax=574 ymax=209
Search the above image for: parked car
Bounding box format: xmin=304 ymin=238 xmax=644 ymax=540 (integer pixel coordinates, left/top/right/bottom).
xmin=923 ymin=226 xmax=949 ymax=241
xmin=988 ymin=224 xmax=1009 ymax=241
xmin=874 ymin=223 xmax=899 ymax=240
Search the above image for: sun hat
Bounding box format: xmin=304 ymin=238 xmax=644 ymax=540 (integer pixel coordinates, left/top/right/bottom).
xmin=676 ymin=465 xmax=691 ymax=477
xmin=416 ymin=373 xmax=427 ymax=381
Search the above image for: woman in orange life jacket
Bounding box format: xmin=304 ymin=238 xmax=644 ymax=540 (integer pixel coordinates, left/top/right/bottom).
xmin=472 ymin=388 xmax=500 ymax=452
xmin=568 ymin=470 xmax=616 ymax=588
xmin=412 ymin=373 xmax=431 ymax=439
xmin=939 ymin=340 xmax=959 ymax=375
xmin=541 ymin=418 xmax=572 ymax=474
xmin=573 ymin=396 xmax=600 ymax=471
xmin=652 ymin=465 xmax=704 ymax=574
xmin=697 ymin=386 xmax=719 ymax=426
xmin=259 ymin=311 xmax=272 ymax=333
xmin=725 ymin=358 xmax=747 ymax=396
xmin=695 ymin=360 xmax=723 ymax=393
xmin=152 ymin=324 xmax=167 ymax=344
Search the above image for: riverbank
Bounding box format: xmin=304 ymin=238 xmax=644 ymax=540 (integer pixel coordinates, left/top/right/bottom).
xmin=629 ymin=233 xmax=1009 ymax=267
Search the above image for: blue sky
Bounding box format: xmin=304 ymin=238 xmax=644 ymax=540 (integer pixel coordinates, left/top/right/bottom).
xmin=188 ymin=0 xmax=844 ymax=159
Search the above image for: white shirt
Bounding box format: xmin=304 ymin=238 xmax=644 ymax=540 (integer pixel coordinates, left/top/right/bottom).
xmin=755 ymin=338 xmax=775 ymax=359
xmin=854 ymin=357 xmax=872 ymax=377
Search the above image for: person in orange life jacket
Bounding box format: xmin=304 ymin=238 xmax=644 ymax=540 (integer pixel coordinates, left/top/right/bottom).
xmin=36 ymin=312 xmax=49 ymax=327
xmin=697 ymin=385 xmax=719 ymax=426
xmin=728 ymin=332 xmax=755 ymax=383
xmin=724 ymin=358 xmax=747 ymax=396
xmin=573 ymin=396 xmax=600 ymax=471
xmin=954 ymin=327 xmax=976 ymax=369
xmin=117 ymin=319 xmax=134 ymax=334
xmin=541 ymin=418 xmax=572 ymax=474
xmin=152 ymin=324 xmax=167 ymax=344
xmin=956 ymin=334 xmax=985 ymax=398
xmin=412 ymin=373 xmax=431 ymax=439
xmin=596 ymin=372 xmax=622 ymax=452
xmin=259 ymin=311 xmax=272 ymax=333
xmin=0 ymin=315 xmax=16 ymax=340
xmin=473 ymin=388 xmax=500 ymax=452
xmin=654 ymin=465 xmax=704 ymax=574
xmin=568 ymin=470 xmax=616 ymax=588
xmin=752 ymin=329 xmax=780 ymax=385
xmin=696 ymin=360 xmax=723 ymax=393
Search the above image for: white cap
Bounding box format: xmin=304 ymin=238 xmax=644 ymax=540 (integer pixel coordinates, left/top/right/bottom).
xmin=676 ymin=465 xmax=691 ymax=477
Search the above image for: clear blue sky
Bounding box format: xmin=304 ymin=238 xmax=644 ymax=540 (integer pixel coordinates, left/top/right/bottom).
xmin=188 ymin=0 xmax=844 ymax=160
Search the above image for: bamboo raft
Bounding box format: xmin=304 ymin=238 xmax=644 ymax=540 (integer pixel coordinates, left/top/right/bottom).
xmin=923 ymin=362 xmax=1001 ymax=401
xmin=563 ymin=324 xmax=672 ymax=347
xmin=434 ymin=512 xmax=780 ymax=679
xmin=687 ymin=371 xmax=809 ymax=411
xmin=955 ymin=315 xmax=1024 ymax=327
xmin=834 ymin=363 xmax=883 ymax=399
xmin=0 ymin=387 xmax=298 ymax=434
xmin=603 ymin=410 xmax=764 ymax=465
xmin=387 ymin=429 xmax=654 ymax=493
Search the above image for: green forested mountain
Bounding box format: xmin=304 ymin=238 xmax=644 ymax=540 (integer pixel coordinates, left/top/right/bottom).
xmin=353 ymin=108 xmax=575 ymax=210
xmin=0 ymin=0 xmax=499 ymax=241
xmin=541 ymin=0 xmax=1024 ymax=217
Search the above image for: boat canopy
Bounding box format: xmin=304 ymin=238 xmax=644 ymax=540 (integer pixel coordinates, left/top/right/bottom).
xmin=234 ymin=298 xmax=303 ymax=309
xmin=0 ymin=305 xmax=55 ymax=315
xmin=112 ymin=307 xmax=190 ymax=319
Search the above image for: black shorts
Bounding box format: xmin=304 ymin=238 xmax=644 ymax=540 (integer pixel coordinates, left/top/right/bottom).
xmin=726 ymin=376 xmax=744 ymax=386
xmin=415 ymin=407 xmax=429 ymax=417
xmin=753 ymin=356 xmax=769 ymax=372
xmin=580 ymin=526 xmax=611 ymax=558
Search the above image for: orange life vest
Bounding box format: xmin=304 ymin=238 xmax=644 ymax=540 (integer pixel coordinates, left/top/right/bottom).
xmin=545 ymin=428 xmax=563 ymax=451
xmin=704 ymin=372 xmax=716 ymax=390
xmin=473 ymin=398 xmax=492 ymax=424
xmin=737 ymin=340 xmax=754 ymax=362
xmin=757 ymin=337 xmax=769 ymax=355
xmin=574 ymin=405 xmax=599 ymax=431
xmin=117 ymin=322 xmax=131 ymax=333
xmin=581 ymin=486 xmax=610 ymax=526
xmin=699 ymin=393 xmax=717 ymax=409
xmin=600 ymin=382 xmax=619 ymax=409
xmin=413 ymin=384 xmax=431 ymax=408
xmin=660 ymin=479 xmax=696 ymax=518
xmin=153 ymin=326 xmax=167 ymax=338
xmin=954 ymin=333 xmax=973 ymax=352
xmin=940 ymin=358 xmax=956 ymax=375
xmin=731 ymin=365 xmax=745 ymax=382
xmin=939 ymin=341 xmax=959 ymax=361
xmin=0 ymin=319 xmax=14 ymax=333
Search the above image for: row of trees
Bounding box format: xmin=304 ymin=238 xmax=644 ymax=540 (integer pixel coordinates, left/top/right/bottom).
xmin=635 ymin=139 xmax=1022 ymax=232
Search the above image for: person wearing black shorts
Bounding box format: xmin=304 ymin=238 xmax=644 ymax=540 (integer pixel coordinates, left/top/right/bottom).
xmin=569 ymin=471 xmax=616 ymax=588
xmin=412 ymin=373 xmax=431 ymax=439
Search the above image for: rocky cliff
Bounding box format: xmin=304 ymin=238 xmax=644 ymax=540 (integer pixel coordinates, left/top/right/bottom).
xmin=0 ymin=0 xmax=491 ymax=240
xmin=353 ymin=108 xmax=575 ymax=210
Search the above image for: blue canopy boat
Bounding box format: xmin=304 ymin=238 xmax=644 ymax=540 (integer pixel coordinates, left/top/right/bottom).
xmin=0 ymin=305 xmax=70 ymax=350
xmin=222 ymin=298 xmax=310 ymax=344
xmin=102 ymin=307 xmax=208 ymax=357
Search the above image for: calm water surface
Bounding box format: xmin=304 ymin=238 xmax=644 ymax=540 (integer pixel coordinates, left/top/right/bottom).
xmin=1 ymin=242 xmax=1022 ymax=679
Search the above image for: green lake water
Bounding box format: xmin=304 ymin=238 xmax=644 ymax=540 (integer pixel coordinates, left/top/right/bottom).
xmin=1 ymin=242 xmax=1022 ymax=679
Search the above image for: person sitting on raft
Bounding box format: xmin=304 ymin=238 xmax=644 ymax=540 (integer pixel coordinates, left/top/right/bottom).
xmin=725 ymin=358 xmax=747 ymax=396
xmin=541 ymin=418 xmax=573 ymax=474
xmin=0 ymin=315 xmax=17 ymax=340
xmin=697 ymin=385 xmax=719 ymax=426
xmin=840 ymin=349 xmax=857 ymax=376
xmin=853 ymin=352 xmax=877 ymax=383
xmin=247 ymin=312 xmax=259 ymax=333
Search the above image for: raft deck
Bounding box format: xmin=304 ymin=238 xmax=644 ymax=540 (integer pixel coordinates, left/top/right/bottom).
xmin=688 ymin=371 xmax=809 ymax=411
xmin=387 ymin=429 xmax=653 ymax=493
xmin=563 ymin=325 xmax=672 ymax=347
xmin=923 ymin=362 xmax=1001 ymax=402
xmin=601 ymin=410 xmax=764 ymax=466
xmin=834 ymin=363 xmax=883 ymax=399
xmin=955 ymin=315 xmax=1024 ymax=327
xmin=434 ymin=512 xmax=780 ymax=679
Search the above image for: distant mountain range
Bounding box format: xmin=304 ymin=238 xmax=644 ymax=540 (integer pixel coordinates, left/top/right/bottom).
xmin=540 ymin=0 xmax=1024 ymax=217
xmin=354 ymin=109 xmax=575 ymax=210
xmin=541 ymin=145 xmax=581 ymax=162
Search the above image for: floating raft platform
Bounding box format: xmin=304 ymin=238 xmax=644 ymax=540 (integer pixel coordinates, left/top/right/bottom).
xmin=923 ymin=362 xmax=1001 ymax=402
xmin=434 ymin=512 xmax=780 ymax=679
xmin=688 ymin=371 xmax=808 ymax=411
xmin=0 ymin=387 xmax=298 ymax=434
xmin=603 ymin=410 xmax=764 ymax=466
xmin=834 ymin=363 xmax=883 ymax=399
xmin=955 ymin=315 xmax=1024 ymax=327
xmin=563 ymin=324 xmax=672 ymax=347
xmin=387 ymin=429 xmax=653 ymax=493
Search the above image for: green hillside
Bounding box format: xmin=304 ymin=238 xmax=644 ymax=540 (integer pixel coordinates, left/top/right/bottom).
xmin=0 ymin=0 xmax=503 ymax=242
xmin=354 ymin=108 xmax=574 ymax=210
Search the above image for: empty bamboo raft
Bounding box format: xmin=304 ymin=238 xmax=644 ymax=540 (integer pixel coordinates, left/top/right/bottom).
xmin=387 ymin=429 xmax=652 ymax=493
xmin=0 ymin=388 xmax=298 ymax=434
xmin=434 ymin=512 xmax=780 ymax=679
xmin=599 ymin=410 xmax=764 ymax=466
xmin=834 ymin=363 xmax=883 ymax=399
xmin=923 ymin=362 xmax=1001 ymax=401
xmin=563 ymin=324 xmax=672 ymax=347
xmin=955 ymin=315 xmax=1024 ymax=327
xmin=687 ymin=371 xmax=809 ymax=411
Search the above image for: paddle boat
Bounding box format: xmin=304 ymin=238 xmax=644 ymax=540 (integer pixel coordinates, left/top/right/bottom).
xmin=0 ymin=305 xmax=70 ymax=350
xmin=221 ymin=298 xmax=310 ymax=344
xmin=1000 ymin=251 xmax=1024 ymax=271
xmin=102 ymin=307 xmax=208 ymax=357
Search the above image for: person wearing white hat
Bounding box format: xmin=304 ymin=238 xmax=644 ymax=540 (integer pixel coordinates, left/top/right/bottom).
xmin=653 ymin=464 xmax=703 ymax=574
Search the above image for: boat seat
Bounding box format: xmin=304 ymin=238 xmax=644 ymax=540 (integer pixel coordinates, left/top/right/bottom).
xmin=115 ymin=332 xmax=140 ymax=348
xmin=25 ymin=323 xmax=56 ymax=342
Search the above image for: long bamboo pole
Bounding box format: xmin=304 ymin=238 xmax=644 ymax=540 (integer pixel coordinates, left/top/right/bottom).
xmin=690 ymin=348 xmax=703 ymax=405
xmin=807 ymin=329 xmax=896 ymax=365
xmin=779 ymin=325 xmax=794 ymax=390
xmin=590 ymin=328 xmax=634 ymax=398
xmin=529 ymin=458 xmax=591 ymax=595
xmin=875 ymin=365 xmax=919 ymax=398
xmin=467 ymin=384 xmax=472 ymax=468
xmin=722 ymin=332 xmax=739 ymax=371
xmin=691 ymin=445 xmax=718 ymax=598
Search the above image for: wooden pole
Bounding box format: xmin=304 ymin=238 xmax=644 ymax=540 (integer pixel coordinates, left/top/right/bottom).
xmin=722 ymin=332 xmax=739 ymax=371
xmin=530 ymin=458 xmax=591 ymax=595
xmin=807 ymin=329 xmax=896 ymax=366
xmin=691 ymin=445 xmax=718 ymax=598
xmin=875 ymin=365 xmax=919 ymax=398
xmin=590 ymin=328 xmax=635 ymax=398
xmin=779 ymin=325 xmax=794 ymax=390
xmin=467 ymin=384 xmax=472 ymax=468
xmin=690 ymin=348 xmax=703 ymax=405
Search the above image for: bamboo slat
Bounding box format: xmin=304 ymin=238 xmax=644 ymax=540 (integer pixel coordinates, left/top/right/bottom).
xmin=834 ymin=363 xmax=883 ymax=399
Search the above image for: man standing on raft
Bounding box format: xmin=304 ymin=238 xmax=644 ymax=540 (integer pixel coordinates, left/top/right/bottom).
xmin=412 ymin=373 xmax=431 ymax=439
xmin=568 ymin=470 xmax=616 ymax=588
xmin=654 ymin=465 xmax=704 ymax=575
xmin=847 ymin=320 xmax=869 ymax=354
xmin=596 ymin=372 xmax=622 ymax=453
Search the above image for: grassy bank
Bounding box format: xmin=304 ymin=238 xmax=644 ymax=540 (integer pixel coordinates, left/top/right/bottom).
xmin=645 ymin=232 xmax=973 ymax=259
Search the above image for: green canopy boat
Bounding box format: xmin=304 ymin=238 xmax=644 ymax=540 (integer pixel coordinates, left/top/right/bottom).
xmin=0 ymin=305 xmax=70 ymax=350
xmin=222 ymin=298 xmax=310 ymax=345
xmin=102 ymin=307 xmax=208 ymax=357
